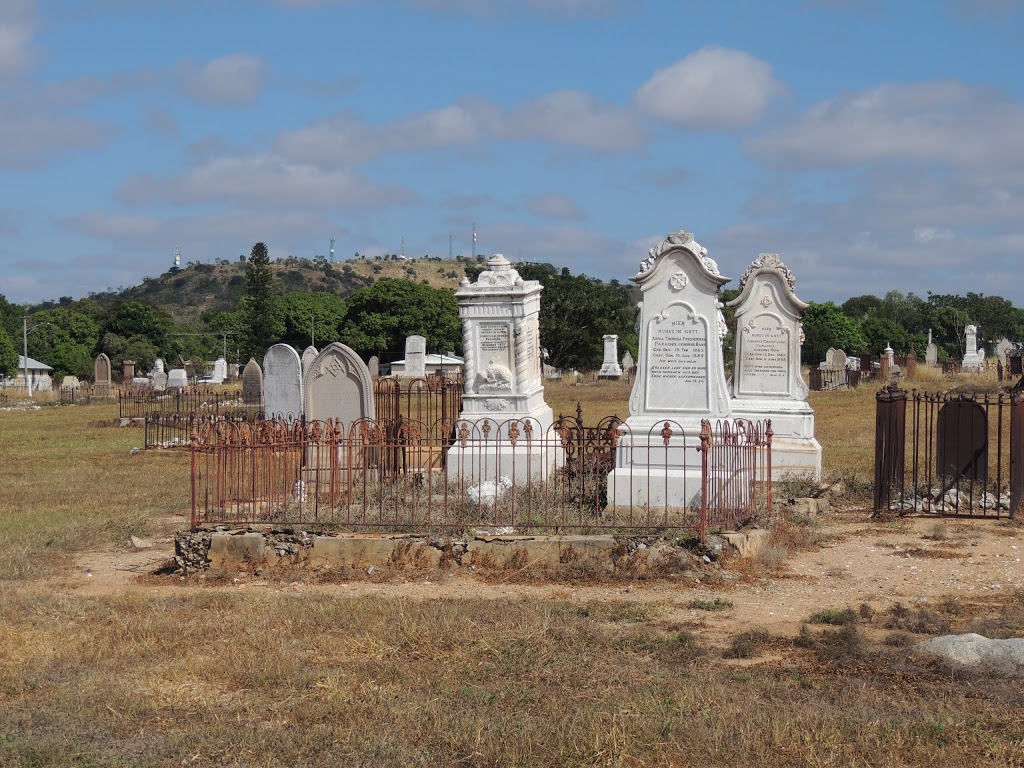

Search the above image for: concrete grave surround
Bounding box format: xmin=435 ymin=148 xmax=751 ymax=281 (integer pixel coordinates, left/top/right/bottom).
xmin=304 ymin=342 xmax=375 ymax=424
xmin=263 ymin=344 xmax=304 ymax=419
xmin=242 ymin=359 xmax=264 ymax=407
xmin=599 ymin=335 xmax=623 ymax=378
xmin=301 ymin=346 xmax=318 ymax=379
xmin=963 ymin=325 xmax=981 ymax=371
xmin=167 ymin=369 xmax=188 ymax=389
xmin=610 ymin=230 xmax=732 ymax=507
xmin=727 ymin=252 xmax=822 ymax=480
xmin=449 ymin=253 xmax=558 ymax=482
xmin=404 ymin=335 xmax=427 ymax=379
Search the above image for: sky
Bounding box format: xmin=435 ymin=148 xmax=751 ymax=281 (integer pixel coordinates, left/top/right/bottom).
xmin=1 ymin=0 xmax=1023 ymax=306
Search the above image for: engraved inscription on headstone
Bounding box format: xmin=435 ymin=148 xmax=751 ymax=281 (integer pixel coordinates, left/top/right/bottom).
xmin=737 ymin=315 xmax=789 ymax=396
xmin=404 ymin=335 xmax=426 ymax=378
xmin=263 ymin=344 xmax=303 ymax=419
xmin=646 ymin=305 xmax=708 ymax=411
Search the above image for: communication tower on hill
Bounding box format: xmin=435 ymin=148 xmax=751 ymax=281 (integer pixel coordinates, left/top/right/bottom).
xmin=173 ymin=247 xmax=181 ymax=268
xmin=329 ymin=237 xmax=335 ymax=263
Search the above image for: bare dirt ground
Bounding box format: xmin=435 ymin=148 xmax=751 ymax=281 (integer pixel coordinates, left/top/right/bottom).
xmin=52 ymin=509 xmax=1024 ymax=649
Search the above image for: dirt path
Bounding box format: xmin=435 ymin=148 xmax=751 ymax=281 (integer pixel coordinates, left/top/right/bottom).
xmin=54 ymin=513 xmax=1024 ymax=641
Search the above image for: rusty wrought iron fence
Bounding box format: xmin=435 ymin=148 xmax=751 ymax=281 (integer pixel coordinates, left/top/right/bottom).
xmin=60 ymin=384 xmax=97 ymax=404
xmin=190 ymin=414 xmax=772 ymax=541
xmin=373 ymin=375 xmax=463 ymax=428
xmin=145 ymin=410 xmax=274 ymax=449
xmin=874 ymin=385 xmax=1024 ymax=518
xmin=119 ymin=387 xmax=245 ymax=419
xmin=809 ymin=367 xmax=860 ymax=391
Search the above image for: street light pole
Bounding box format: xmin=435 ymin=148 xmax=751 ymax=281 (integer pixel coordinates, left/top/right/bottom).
xmin=22 ymin=316 xmax=29 ymax=397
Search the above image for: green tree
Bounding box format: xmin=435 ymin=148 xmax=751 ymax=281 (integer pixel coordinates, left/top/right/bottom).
xmin=801 ymin=302 xmax=868 ymax=365
xmin=513 ymin=263 xmax=638 ymax=370
xmin=0 ymin=328 xmax=17 ymax=377
xmin=859 ymin=317 xmax=909 ymax=356
xmin=339 ymin=280 xmax=459 ymax=359
xmin=240 ymin=242 xmax=283 ymax=359
xmin=24 ymin=308 xmax=100 ymax=378
xmin=0 ymin=293 xmax=24 ymax=341
xmin=276 ymin=292 xmax=347 ymax=348
xmin=97 ymin=300 xmax=175 ymax=367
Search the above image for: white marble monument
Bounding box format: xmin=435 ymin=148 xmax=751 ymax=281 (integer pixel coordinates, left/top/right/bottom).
xmin=962 ymin=325 xmax=980 ymax=371
xmin=404 ymin=335 xmax=426 ymax=379
xmin=210 ymin=357 xmax=228 ymax=385
xmin=448 ymin=254 xmax=558 ymax=482
xmin=609 ymin=231 xmax=732 ymax=508
xmin=727 ymin=252 xmax=822 ymax=480
xmin=925 ymin=329 xmax=938 ymax=365
xmin=598 ymin=335 xmax=623 ymax=378
xmin=167 ymin=368 xmax=188 ymax=389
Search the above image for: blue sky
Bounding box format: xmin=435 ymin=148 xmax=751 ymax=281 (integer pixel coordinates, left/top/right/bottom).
xmin=2 ymin=0 xmax=1023 ymax=305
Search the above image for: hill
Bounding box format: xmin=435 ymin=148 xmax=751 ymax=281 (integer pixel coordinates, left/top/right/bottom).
xmin=96 ymin=256 xmax=472 ymax=325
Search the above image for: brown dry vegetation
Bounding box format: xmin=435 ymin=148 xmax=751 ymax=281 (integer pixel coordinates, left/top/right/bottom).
xmin=2 ymin=374 xmax=1024 ymax=767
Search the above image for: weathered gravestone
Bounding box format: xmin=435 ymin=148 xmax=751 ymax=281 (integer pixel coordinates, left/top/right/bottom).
xmin=367 ymin=355 xmax=379 ymax=378
xmin=60 ymin=375 xmax=80 ymax=390
xmin=728 ymin=252 xmax=821 ymax=479
xmin=167 ymin=369 xmax=188 ymax=389
xmin=210 ymin=357 xmax=228 ymax=384
xmin=303 ymin=342 xmax=375 ymax=424
xmin=153 ymin=358 xmax=165 ymax=374
xmin=123 ymin=360 xmax=136 ymax=381
xmin=906 ymin=350 xmax=918 ymax=380
xmin=610 ymin=230 xmax=732 ymax=507
xmin=622 ymin=351 xmax=635 ymax=372
xmin=94 ymin=353 xmax=114 ymax=398
xmin=599 ymin=335 xmax=623 ymax=378
xmin=997 ymin=338 xmax=1014 ymax=363
xmin=963 ymin=325 xmax=981 ymax=371
xmin=242 ymin=358 xmax=263 ymax=408
xmin=832 ymin=348 xmax=847 ymax=372
xmin=152 ymin=371 xmax=168 ymax=392
xmin=36 ymin=373 xmax=52 ymax=392
xmin=227 ymin=363 xmax=239 ymax=381
xmin=404 ymin=335 xmax=426 ymax=379
xmin=937 ymin=399 xmax=987 ymax=482
xmin=449 ymin=254 xmax=556 ymax=482
xmin=301 ymin=346 xmax=318 ymax=379
xmin=926 ymin=329 xmax=938 ymax=366
xmin=263 ymin=344 xmax=303 ymax=419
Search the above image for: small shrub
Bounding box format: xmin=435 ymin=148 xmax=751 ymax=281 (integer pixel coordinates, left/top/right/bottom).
xmin=807 ymin=607 xmax=858 ymax=626
xmin=724 ymin=629 xmax=771 ymax=659
xmin=883 ymin=603 xmax=949 ymax=635
xmin=688 ymin=597 xmax=733 ymax=612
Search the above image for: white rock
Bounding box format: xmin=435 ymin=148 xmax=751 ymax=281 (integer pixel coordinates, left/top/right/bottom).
xmin=467 ymin=476 xmax=512 ymax=505
xmin=918 ymin=633 xmax=1024 ymax=677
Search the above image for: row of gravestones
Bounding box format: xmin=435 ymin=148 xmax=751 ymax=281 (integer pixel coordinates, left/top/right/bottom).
xmin=240 ymin=343 xmax=375 ymax=423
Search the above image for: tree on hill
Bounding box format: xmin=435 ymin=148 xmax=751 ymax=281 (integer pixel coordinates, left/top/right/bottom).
xmin=801 ymin=302 xmax=868 ymax=365
xmin=0 ymin=328 xmax=17 ymax=377
xmin=513 ymin=263 xmax=638 ymax=370
xmin=339 ymin=280 xmax=459 ymax=359
xmin=240 ymin=242 xmax=284 ymax=360
xmin=276 ymin=292 xmax=347 ymax=349
xmin=96 ymin=300 xmax=175 ymax=369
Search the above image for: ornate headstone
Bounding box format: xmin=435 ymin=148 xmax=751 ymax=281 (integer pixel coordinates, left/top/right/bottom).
xmin=242 ymin=358 xmax=264 ymax=408
xmin=167 ymin=369 xmax=188 ymax=389
xmin=449 ymin=254 xmax=557 ymax=481
xmin=301 ymin=346 xmax=318 ymax=379
xmin=621 ymin=351 xmax=635 ymax=372
xmin=210 ymin=357 xmax=227 ymax=384
xmin=962 ymin=325 xmax=980 ymax=371
xmin=367 ymin=355 xmax=379 ymax=378
xmin=610 ymin=230 xmax=732 ymax=506
xmin=263 ymin=344 xmax=303 ymax=419
xmin=404 ymin=335 xmax=426 ymax=379
xmin=94 ymin=353 xmax=114 ymax=398
xmin=598 ymin=335 xmax=623 ymax=379
xmin=304 ymin=342 xmax=374 ymax=424
xmin=727 ymin=252 xmax=821 ymax=480
xmin=880 ymin=344 xmax=894 ymax=380
xmin=153 ymin=358 xmax=165 ymax=374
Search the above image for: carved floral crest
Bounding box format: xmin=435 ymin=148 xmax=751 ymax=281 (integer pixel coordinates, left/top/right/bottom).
xmin=638 ymin=230 xmax=720 ymax=277
xmin=738 ymin=252 xmax=796 ymax=291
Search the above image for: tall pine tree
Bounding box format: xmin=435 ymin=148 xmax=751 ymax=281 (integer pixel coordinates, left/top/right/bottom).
xmin=240 ymin=242 xmax=282 ymax=360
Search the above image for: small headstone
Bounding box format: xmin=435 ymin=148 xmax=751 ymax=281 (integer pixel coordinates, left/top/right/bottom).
xmin=963 ymin=325 xmax=980 ymax=371
xmin=304 ymin=342 xmax=374 ymax=424
xmin=996 ymin=338 xmax=1014 ymax=362
xmin=263 ymin=344 xmax=303 ymax=419
xmin=94 ymin=353 xmax=114 ymax=398
xmin=36 ymin=373 xmax=52 ymax=392
xmin=153 ymin=371 xmax=168 ymax=392
xmin=404 ymin=335 xmax=426 ymax=378
xmin=167 ymin=369 xmax=188 ymax=389
xmin=60 ymin=375 xmax=80 ymax=390
xmin=242 ymin=358 xmax=264 ymax=408
xmin=825 ymin=348 xmax=836 ymax=369
xmin=621 ymin=351 xmax=634 ymax=372
xmin=209 ymin=357 xmax=227 ymax=384
xmin=880 ymin=344 xmax=894 ymax=381
xmin=368 ymin=355 xmax=380 ymax=378
xmin=906 ymin=350 xmax=918 ymax=380
xmin=301 ymin=346 xmax=318 ymax=379
xmin=832 ymin=349 xmax=847 ymax=371
xmin=598 ymin=335 xmax=622 ymax=378
xmin=122 ymin=360 xmax=136 ymax=381
xmin=227 ymin=363 xmax=239 ymax=381
xmin=153 ymin=358 xmax=165 ymax=374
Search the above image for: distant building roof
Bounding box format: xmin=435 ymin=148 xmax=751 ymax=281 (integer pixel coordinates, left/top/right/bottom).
xmin=17 ymin=356 xmax=52 ymax=371
xmin=391 ymin=354 xmax=464 ymax=367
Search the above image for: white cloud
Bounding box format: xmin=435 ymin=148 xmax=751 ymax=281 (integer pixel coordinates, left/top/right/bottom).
xmin=118 ymin=154 xmax=418 ymax=209
xmin=0 ymin=0 xmax=34 ymax=77
xmin=0 ymin=104 xmax=110 ymax=169
xmin=526 ymin=193 xmax=588 ymax=221
xmin=747 ymin=80 xmax=1024 ymax=170
xmin=634 ymin=46 xmax=786 ymax=129
xmin=504 ymin=90 xmax=644 ymax=151
xmin=180 ymin=53 xmax=266 ymax=107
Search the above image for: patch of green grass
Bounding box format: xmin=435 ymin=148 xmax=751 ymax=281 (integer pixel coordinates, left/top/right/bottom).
xmin=687 ymin=597 xmax=734 ymax=611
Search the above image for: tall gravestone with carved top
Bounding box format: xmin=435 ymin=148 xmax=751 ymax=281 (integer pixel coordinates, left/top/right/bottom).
xmin=304 ymin=342 xmax=374 ymax=425
xmin=609 ymin=231 xmax=732 ymax=507
xmin=727 ymin=252 xmax=822 ymax=480
xmin=263 ymin=344 xmax=303 ymax=419
xmin=448 ymin=254 xmax=558 ymax=482
xmin=963 ymin=325 xmax=981 ymax=371
xmin=242 ymin=358 xmax=263 ymax=409
xmin=94 ymin=353 xmax=114 ymax=398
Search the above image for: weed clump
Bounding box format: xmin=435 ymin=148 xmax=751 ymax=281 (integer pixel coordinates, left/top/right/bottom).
xmin=807 ymin=607 xmax=858 ymax=626
xmin=724 ymin=630 xmax=771 ymax=659
xmin=687 ymin=597 xmax=733 ymax=612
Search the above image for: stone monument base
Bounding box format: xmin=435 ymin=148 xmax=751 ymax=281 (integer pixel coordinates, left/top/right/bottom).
xmin=608 ymin=418 xmax=706 ymax=509
xmin=446 ymin=403 xmax=562 ymax=484
xmin=598 ymin=362 xmax=623 ymax=379
xmin=730 ymin=399 xmax=822 ymax=482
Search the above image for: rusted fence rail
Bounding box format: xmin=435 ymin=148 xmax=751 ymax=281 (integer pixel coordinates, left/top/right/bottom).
xmin=874 ymin=385 xmax=1024 ymax=518
xmin=190 ymin=414 xmax=772 ymax=540
xmin=120 ymin=388 xmax=245 ymax=419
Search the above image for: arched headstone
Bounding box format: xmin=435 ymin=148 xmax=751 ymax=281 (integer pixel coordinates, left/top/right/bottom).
xmin=263 ymin=344 xmax=303 ymax=419
xmin=304 ymin=342 xmax=374 ymax=424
